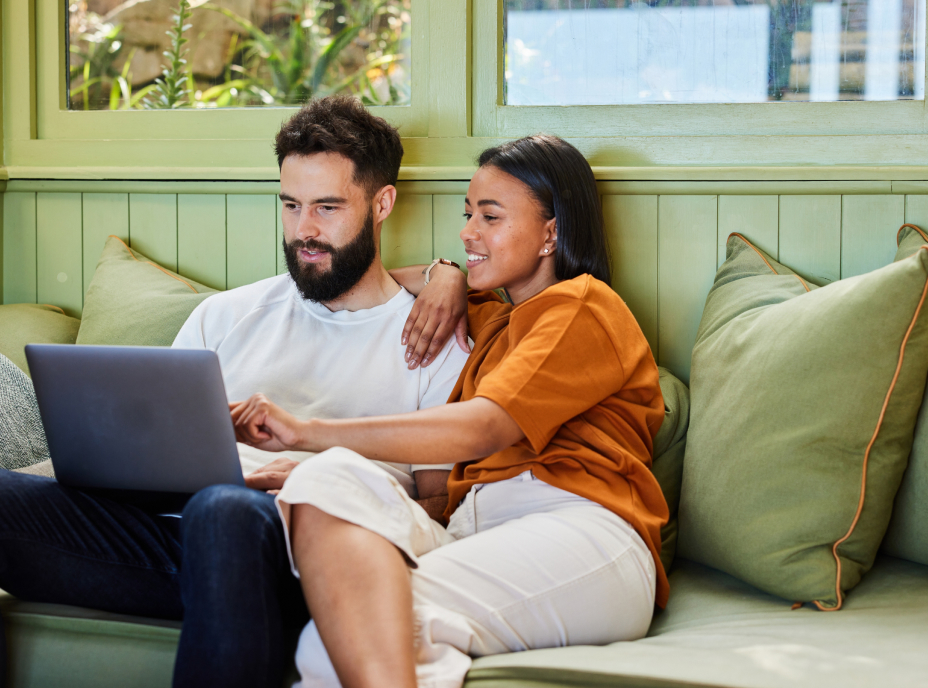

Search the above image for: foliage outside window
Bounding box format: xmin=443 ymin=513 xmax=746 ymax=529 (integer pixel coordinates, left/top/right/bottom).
xmin=505 ymin=0 xmax=926 ymax=105
xmin=67 ymin=0 xmax=412 ymax=110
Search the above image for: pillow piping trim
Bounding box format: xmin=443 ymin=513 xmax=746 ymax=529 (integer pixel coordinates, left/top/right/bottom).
xmin=38 ymin=304 xmax=66 ymax=315
xmin=897 ymin=223 xmax=928 ymax=245
xmin=815 ymin=246 xmax=928 ymax=611
xmin=108 ymin=235 xmax=200 ymax=295
xmin=728 ymin=233 xmax=810 ymax=293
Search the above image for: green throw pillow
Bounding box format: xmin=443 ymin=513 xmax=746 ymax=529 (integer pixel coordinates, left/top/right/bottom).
xmin=894 ymin=223 xmax=928 ymax=261
xmin=0 ymin=304 xmax=81 ymax=376
xmin=882 ymin=223 xmax=928 ymax=565
xmin=678 ymin=233 xmax=928 ymax=610
xmin=77 ymin=236 xmax=218 ymax=346
xmin=652 ymin=367 xmax=689 ymax=574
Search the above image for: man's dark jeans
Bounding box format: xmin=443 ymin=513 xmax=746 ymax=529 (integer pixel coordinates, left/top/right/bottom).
xmin=0 ymin=470 xmax=308 ymax=688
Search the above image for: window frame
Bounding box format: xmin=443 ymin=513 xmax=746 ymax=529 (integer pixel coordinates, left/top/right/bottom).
xmin=475 ymin=0 xmax=928 ymax=139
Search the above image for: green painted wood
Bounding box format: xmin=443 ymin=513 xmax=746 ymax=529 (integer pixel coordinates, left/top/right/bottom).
xmin=840 ymin=195 xmax=905 ymax=279
xmin=36 ymin=192 xmax=83 ymax=316
xmin=657 ymin=195 xmax=718 ymax=384
xmin=778 ymin=195 xmax=842 ymax=285
xmin=603 ymin=195 xmax=658 ymax=354
xmin=381 ymin=195 xmax=433 ymax=270
xmin=177 ymin=195 xmax=226 ymax=290
xmin=276 ymin=196 xmax=286 ymax=276
xmin=129 ymin=194 xmax=178 ymax=271
xmin=82 ymin=193 xmax=128 ymax=294
xmin=431 ymin=195 xmax=468 ymax=270
xmin=718 ymin=195 xmax=778 ymax=267
xmin=3 ymin=192 xmax=37 ymax=304
xmin=226 ymin=195 xmax=277 ymax=289
xmin=904 ymin=196 xmax=928 ymax=239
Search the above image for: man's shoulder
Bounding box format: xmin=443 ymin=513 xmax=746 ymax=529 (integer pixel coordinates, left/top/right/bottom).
xmin=198 ymin=274 xmax=294 ymax=316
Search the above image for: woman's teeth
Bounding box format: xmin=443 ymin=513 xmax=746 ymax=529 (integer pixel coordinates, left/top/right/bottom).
xmin=468 ymin=254 xmax=487 ymax=262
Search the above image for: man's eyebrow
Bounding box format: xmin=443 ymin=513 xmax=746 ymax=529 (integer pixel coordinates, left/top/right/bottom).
xmin=277 ymin=194 xmax=348 ymax=205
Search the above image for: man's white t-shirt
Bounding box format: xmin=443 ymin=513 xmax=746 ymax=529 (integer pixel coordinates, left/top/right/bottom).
xmin=172 ymin=274 xmax=469 ymax=496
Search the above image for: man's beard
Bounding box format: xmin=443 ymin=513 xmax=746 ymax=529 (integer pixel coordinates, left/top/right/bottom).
xmin=283 ymin=210 xmax=377 ymax=303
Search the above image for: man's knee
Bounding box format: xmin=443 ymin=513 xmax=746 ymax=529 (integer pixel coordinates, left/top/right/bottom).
xmin=182 ymin=484 xmax=281 ymax=551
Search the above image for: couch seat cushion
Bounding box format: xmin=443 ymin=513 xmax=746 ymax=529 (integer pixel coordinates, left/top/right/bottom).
xmin=465 ymin=556 xmax=928 ymax=687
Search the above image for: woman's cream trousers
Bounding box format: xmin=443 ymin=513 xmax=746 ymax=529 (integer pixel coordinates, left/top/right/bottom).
xmin=276 ymin=448 xmax=656 ymax=688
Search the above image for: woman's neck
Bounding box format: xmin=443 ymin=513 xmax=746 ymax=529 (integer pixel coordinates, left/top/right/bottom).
xmin=507 ymin=269 xmax=561 ymax=306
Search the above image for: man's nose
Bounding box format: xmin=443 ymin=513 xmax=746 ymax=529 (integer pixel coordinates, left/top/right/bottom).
xmin=295 ymin=211 xmax=321 ymax=241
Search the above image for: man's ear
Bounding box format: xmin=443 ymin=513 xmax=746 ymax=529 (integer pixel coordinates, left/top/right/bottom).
xmin=373 ymin=185 xmax=398 ymax=225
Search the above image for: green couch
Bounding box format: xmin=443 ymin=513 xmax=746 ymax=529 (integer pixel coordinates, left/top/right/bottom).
xmin=4 ymin=554 xmax=925 ymax=687
xmin=3 ymin=234 xmax=928 ymax=688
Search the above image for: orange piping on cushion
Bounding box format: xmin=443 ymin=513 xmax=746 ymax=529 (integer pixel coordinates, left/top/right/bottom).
xmin=39 ymin=304 xmax=66 ymax=315
xmin=815 ymin=249 xmax=928 ymax=612
xmin=728 ymin=232 xmax=811 ymax=293
xmin=109 ymin=234 xmax=199 ymax=294
xmin=897 ymin=224 xmax=928 ymax=246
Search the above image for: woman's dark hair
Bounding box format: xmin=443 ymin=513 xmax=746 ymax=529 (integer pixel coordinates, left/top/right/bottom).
xmin=477 ymin=135 xmax=611 ymax=285
xmin=275 ymin=95 xmax=404 ymax=197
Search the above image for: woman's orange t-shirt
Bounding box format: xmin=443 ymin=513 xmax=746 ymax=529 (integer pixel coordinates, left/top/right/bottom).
xmin=444 ymin=274 xmax=670 ymax=607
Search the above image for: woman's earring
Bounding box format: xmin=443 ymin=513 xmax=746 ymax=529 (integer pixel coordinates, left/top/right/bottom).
xmin=544 ymin=248 xmax=549 ymax=253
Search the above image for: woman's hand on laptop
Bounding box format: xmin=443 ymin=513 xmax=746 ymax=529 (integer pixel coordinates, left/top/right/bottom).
xmin=244 ymin=458 xmax=299 ymax=494
xmin=230 ymin=394 xmax=304 ymax=452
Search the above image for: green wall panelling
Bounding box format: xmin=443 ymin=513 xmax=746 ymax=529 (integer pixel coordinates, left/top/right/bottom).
xmin=904 ymin=196 xmax=928 ymax=238
xmin=129 ymin=194 xmax=178 ymax=271
xmin=778 ymin=195 xmax=841 ymax=285
xmin=226 ymin=195 xmax=277 ymax=290
xmin=657 ymin=195 xmax=718 ymax=384
xmin=840 ymin=195 xmax=905 ymax=279
xmin=276 ymin=196 xmax=286 ymax=276
xmin=381 ymin=195 xmax=433 ymax=270
xmin=3 ymin=192 xmax=37 ymax=304
xmin=432 ymin=195 xmax=468 ymax=271
xmin=82 ymin=193 xmax=129 ymax=294
xmin=603 ymin=195 xmax=658 ymax=354
xmin=717 ymin=196 xmax=778 ymax=267
xmin=36 ymin=193 xmax=83 ymax=317
xmin=178 ymin=195 xmax=227 ymax=291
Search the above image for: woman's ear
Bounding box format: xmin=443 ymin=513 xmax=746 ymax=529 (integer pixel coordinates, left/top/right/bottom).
xmin=541 ymin=218 xmax=557 ymax=256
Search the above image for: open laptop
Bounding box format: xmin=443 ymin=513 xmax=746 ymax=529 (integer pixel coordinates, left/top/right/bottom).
xmin=25 ymin=344 xmax=244 ymax=509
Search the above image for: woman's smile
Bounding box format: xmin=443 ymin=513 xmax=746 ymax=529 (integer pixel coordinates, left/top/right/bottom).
xmin=466 ymin=252 xmax=488 ymax=269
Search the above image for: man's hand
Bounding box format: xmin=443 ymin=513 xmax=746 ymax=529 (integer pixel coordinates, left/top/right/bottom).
xmin=402 ymin=265 xmax=470 ymax=370
xmin=244 ymin=457 xmax=300 ymax=494
xmin=230 ymin=394 xmax=305 ymax=452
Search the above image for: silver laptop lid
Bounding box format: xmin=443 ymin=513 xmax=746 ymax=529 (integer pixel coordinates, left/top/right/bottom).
xmin=25 ymin=344 xmax=243 ymax=493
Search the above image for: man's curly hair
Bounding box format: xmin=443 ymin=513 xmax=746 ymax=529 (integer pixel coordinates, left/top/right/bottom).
xmin=275 ymin=96 xmax=404 ymax=197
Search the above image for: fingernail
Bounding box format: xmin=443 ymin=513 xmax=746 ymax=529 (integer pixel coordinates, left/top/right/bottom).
xmin=405 ymin=350 xmax=410 ymax=361
xmin=423 ymin=354 xmax=431 ymax=365
xmin=402 ymin=336 xmax=407 ymax=345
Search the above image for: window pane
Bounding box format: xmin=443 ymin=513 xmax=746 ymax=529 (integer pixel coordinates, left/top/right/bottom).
xmin=505 ymin=0 xmax=925 ymax=104
xmin=67 ymin=0 xmax=411 ymax=110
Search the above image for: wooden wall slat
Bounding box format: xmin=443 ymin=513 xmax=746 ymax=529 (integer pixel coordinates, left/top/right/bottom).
xmin=82 ymin=193 xmax=129 ymax=295
xmin=840 ymin=195 xmax=904 ymax=279
xmin=778 ymin=195 xmax=841 ymax=285
xmin=276 ymin=196 xmax=287 ymax=276
xmin=657 ymin=195 xmax=718 ymax=384
xmin=3 ymin=192 xmax=37 ymax=304
xmin=718 ymin=195 xmax=778 ymax=266
xmin=603 ymin=195 xmax=658 ymax=354
xmin=226 ymin=195 xmax=277 ymax=289
xmin=129 ymin=194 xmax=178 ymax=271
xmin=381 ymin=195 xmax=433 ymax=270
xmin=904 ymin=195 xmax=928 ymax=240
xmin=36 ymin=193 xmax=83 ymax=317
xmin=432 ymin=195 xmax=468 ymax=269
xmin=178 ymin=194 xmax=227 ymax=290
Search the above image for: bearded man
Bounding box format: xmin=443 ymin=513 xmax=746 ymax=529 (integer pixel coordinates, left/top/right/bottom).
xmin=0 ymin=96 xmax=470 ymax=688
